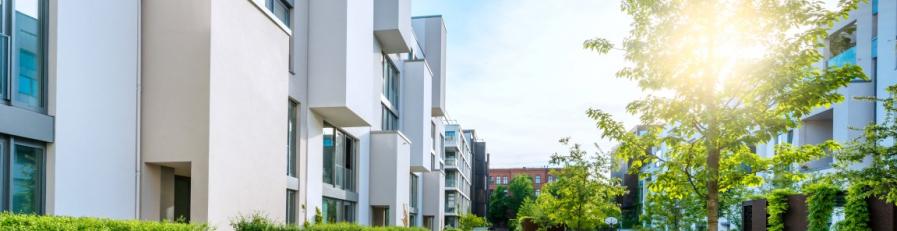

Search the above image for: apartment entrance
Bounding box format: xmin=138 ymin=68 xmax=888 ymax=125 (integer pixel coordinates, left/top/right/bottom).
xmin=423 ymin=216 xmax=434 ymax=231
xmin=174 ymin=176 xmax=191 ymax=222
xmin=141 ymin=162 xmax=192 ymax=223
xmin=371 ymin=206 xmax=390 ymax=226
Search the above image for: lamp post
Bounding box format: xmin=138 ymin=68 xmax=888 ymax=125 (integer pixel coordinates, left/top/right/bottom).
xmin=604 ymin=217 xmax=619 ymax=231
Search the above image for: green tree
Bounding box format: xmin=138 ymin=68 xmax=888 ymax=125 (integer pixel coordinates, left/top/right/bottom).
xmin=507 ymin=174 xmax=535 ymax=216
xmin=487 ymin=186 xmax=510 ymax=227
xmin=535 ymin=138 xmax=625 ymax=231
xmin=836 ymin=85 xmax=897 ymax=205
xmin=585 ymin=0 xmax=863 ymax=229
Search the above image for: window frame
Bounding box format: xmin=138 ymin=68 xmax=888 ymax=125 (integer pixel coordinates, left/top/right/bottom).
xmin=380 ymin=54 xmax=400 ymax=131
xmin=287 ymin=100 xmax=298 ymax=177
xmin=7 ymin=137 xmax=44 ymax=214
xmin=322 ymin=122 xmax=357 ymax=192
xmin=6 ymin=0 xmax=48 ymax=114
xmin=265 ymin=0 xmax=292 ymax=28
xmin=286 ymin=189 xmax=297 ymax=224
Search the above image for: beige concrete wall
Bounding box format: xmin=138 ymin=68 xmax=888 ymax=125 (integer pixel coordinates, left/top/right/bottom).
xmin=205 ymin=0 xmax=290 ymax=228
xmin=140 ymin=0 xmax=211 ymax=224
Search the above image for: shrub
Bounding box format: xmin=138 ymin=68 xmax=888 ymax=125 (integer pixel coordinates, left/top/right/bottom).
xmin=766 ymin=189 xmax=794 ymax=231
xmin=0 ymin=212 xmax=207 ymax=230
xmin=804 ymin=182 xmax=838 ymax=231
xmin=836 ymin=183 xmax=871 ymax=231
xmin=231 ymin=213 xmax=301 ymax=231
xmin=458 ymin=213 xmax=489 ymax=231
xmin=231 ymin=214 xmax=427 ymax=231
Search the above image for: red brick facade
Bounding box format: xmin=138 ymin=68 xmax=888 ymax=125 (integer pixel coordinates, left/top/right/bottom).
xmin=488 ymin=167 xmax=560 ymax=192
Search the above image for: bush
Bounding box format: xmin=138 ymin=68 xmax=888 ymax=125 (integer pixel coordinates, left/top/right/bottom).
xmin=458 ymin=213 xmax=489 ymax=231
xmin=0 ymin=212 xmax=207 ymax=230
xmin=231 ymin=214 xmax=427 ymax=231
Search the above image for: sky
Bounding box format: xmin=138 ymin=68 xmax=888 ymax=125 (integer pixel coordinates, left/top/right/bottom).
xmin=411 ymin=1 xmax=641 ymax=168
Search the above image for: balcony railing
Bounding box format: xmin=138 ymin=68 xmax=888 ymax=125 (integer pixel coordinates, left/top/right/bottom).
xmin=827 ymin=46 xmax=856 ymax=68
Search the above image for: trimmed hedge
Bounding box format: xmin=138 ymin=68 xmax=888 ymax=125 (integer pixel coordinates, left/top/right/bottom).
xmin=231 ymin=214 xmax=428 ymax=231
xmin=0 ymin=212 xmax=207 ymax=230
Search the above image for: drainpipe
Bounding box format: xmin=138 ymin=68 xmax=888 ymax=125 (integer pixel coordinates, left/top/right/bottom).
xmin=134 ymin=0 xmax=143 ymax=220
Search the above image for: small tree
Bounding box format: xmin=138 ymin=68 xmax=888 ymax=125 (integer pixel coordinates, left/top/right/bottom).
xmin=487 ymin=186 xmax=511 ymax=227
xmin=507 ymin=174 xmax=535 ymax=217
xmin=536 ymin=138 xmax=625 ymax=231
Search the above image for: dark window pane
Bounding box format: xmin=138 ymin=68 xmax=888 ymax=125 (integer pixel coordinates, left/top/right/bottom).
xmin=286 ymin=190 xmax=296 ymax=224
xmin=288 ymin=101 xmax=297 ymax=177
xmin=12 ymin=143 xmax=42 ymax=214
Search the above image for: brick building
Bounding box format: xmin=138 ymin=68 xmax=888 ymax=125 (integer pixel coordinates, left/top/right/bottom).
xmin=487 ymin=167 xmax=560 ymax=195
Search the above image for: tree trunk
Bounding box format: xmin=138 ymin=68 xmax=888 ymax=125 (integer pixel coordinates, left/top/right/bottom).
xmin=707 ymin=147 xmax=721 ymax=231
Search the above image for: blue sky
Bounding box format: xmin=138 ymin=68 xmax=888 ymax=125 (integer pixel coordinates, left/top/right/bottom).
xmin=412 ymin=1 xmax=641 ymax=168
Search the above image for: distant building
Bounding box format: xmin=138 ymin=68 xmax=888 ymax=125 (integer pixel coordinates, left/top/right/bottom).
xmin=464 ymin=129 xmax=489 ymax=218
xmin=488 ymin=167 xmax=559 ymax=196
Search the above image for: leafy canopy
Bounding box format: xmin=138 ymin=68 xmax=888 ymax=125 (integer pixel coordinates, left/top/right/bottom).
xmin=586 ymin=0 xmax=863 ymax=229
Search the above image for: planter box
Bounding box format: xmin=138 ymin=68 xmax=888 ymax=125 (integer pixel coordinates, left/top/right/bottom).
xmin=869 ymin=197 xmax=897 ymax=231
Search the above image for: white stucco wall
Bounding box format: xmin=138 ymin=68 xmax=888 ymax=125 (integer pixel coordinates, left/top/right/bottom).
xmin=206 ymin=0 xmax=291 ymax=228
xmin=48 ymin=0 xmax=140 ymax=219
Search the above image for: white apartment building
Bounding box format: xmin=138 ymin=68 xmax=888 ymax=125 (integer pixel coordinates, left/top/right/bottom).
xmin=443 ymin=123 xmax=472 ymax=228
xmin=0 ymin=0 xmax=452 ymax=230
xmin=757 ymin=0 xmax=894 ymax=175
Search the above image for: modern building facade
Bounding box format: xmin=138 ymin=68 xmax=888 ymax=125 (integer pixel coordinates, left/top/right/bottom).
xmin=443 ymin=123 xmax=472 ymax=228
xmin=464 ymin=129 xmax=489 ymax=218
xmin=0 ymin=0 xmax=459 ymax=230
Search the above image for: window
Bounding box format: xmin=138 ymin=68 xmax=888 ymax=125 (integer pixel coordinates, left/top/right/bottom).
xmin=287 ymin=101 xmax=298 ymax=177
xmin=431 ymin=122 xmax=437 ymax=151
xmin=489 ymin=176 xmax=494 ymax=184
xmin=322 ymin=197 xmax=355 ymax=223
xmin=548 ymin=175 xmax=554 ymax=182
xmin=535 ymin=190 xmax=541 ymax=196
xmin=410 ymin=174 xmax=418 ymax=222
xmin=0 ymin=137 xmax=44 ymax=214
xmin=2 ymin=0 xmax=46 ymax=113
xmin=323 ymin=123 xmax=356 ymax=191
xmin=381 ymin=55 xmax=400 ymax=131
xmin=503 ymin=176 xmax=508 ymax=185
xmin=265 ymin=0 xmax=292 ymax=27
xmin=535 ymin=175 xmax=541 ymax=184
xmin=382 ymin=54 xmax=400 ymax=106
xmin=286 ymin=190 xmax=297 ymax=224
xmin=445 ymin=131 xmax=456 ymax=141
xmin=381 ymin=106 xmax=398 ymax=131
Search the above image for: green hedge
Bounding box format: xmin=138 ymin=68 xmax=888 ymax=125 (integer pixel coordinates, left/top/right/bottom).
xmin=0 ymin=212 xmax=206 ymax=230
xmin=231 ymin=214 xmax=428 ymax=231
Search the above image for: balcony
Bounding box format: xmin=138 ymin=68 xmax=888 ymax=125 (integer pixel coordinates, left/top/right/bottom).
xmin=400 ymin=61 xmax=433 ymax=172
xmin=373 ymin=0 xmax=412 ymax=53
xmin=308 ymin=0 xmax=376 ymax=127
xmin=827 ymin=46 xmax=856 ymax=68
xmin=411 ymin=16 xmax=447 ymax=116
xmin=369 ymin=131 xmax=412 ymax=219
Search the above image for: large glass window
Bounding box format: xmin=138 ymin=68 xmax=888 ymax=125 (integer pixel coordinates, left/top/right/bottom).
xmin=322 ymin=123 xmax=355 ymax=191
xmin=12 ymin=0 xmax=43 ymax=111
xmin=322 ymin=197 xmax=355 ymax=223
xmin=265 ymin=0 xmax=291 ymax=27
xmin=10 ymin=140 xmax=42 ymax=214
xmin=287 ymin=101 xmax=298 ymax=177
xmin=381 ymin=55 xmax=400 ymax=131
xmin=535 ymin=175 xmax=541 ymax=184
xmin=286 ymin=190 xmax=297 ymax=224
